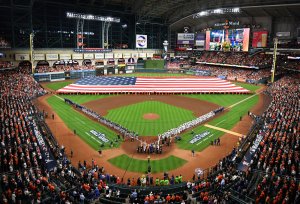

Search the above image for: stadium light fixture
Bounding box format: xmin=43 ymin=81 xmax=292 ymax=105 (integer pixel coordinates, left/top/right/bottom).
xmin=66 ymin=12 xmax=120 ymax=23
xmin=193 ymin=7 xmax=240 ymax=18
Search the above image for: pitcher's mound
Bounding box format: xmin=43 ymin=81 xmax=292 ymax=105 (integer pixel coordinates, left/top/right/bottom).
xmin=143 ymin=113 xmax=160 ymax=120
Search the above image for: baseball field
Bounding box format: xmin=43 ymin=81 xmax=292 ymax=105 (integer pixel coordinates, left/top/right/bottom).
xmin=37 ymin=74 xmax=265 ymax=176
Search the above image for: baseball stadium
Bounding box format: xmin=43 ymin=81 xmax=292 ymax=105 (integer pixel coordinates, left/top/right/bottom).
xmin=0 ymin=0 xmax=299 ymax=203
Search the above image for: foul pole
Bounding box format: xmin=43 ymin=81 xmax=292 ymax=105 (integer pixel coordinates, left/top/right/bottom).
xmin=271 ymin=38 xmax=278 ymax=83
xmin=29 ymin=33 xmax=34 ymax=74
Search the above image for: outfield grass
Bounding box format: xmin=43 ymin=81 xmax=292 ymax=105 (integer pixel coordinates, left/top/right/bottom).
xmin=185 ymin=83 xmax=260 ymax=107
xmin=45 ymin=81 xmax=74 ymax=91
xmin=45 ymin=79 xmax=262 ymax=152
xmin=105 ymin=101 xmax=195 ymax=136
xmin=177 ymin=94 xmax=259 ymax=151
xmin=176 ymin=82 xmax=261 ymax=151
xmin=47 ymin=96 xmax=120 ymax=150
xmin=234 ymin=82 xmax=261 ymax=92
xmin=60 ymin=94 xmax=112 ymax=104
xmin=116 ymin=73 xmax=186 ymax=77
xmin=108 ymin=154 xmax=187 ymax=173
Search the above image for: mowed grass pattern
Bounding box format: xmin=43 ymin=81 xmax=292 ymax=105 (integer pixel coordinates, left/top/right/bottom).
xmin=45 ymin=81 xmax=74 ymax=91
xmin=177 ymin=94 xmax=259 ymax=151
xmin=60 ymin=94 xmax=112 ymax=104
xmin=105 ymin=101 xmax=195 ymax=136
xmin=108 ymin=154 xmax=187 ymax=173
xmin=47 ymin=96 xmax=120 ymax=150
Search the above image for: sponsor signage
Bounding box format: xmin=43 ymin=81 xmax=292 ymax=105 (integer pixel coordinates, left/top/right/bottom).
xmin=105 ymin=53 xmax=114 ymax=59
xmin=46 ymin=54 xmax=59 ymax=60
xmin=123 ymin=53 xmax=131 ymax=58
xmin=136 ymin=34 xmax=147 ymax=48
xmin=60 ymin=54 xmax=71 ymax=60
xmin=83 ymin=53 xmax=94 ymax=59
xmin=32 ymin=121 xmax=57 ymax=171
xmin=74 ymin=48 xmax=112 ymax=53
xmin=138 ymin=53 xmax=146 ymax=58
xmin=114 ymin=53 xmax=123 ymax=58
xmin=95 ymin=53 xmax=105 ymax=59
xmin=195 ymin=33 xmax=205 ymax=47
xmin=190 ymin=131 xmax=211 ymax=144
xmin=146 ymin=53 xmax=154 ymax=58
xmin=15 ymin=54 xmax=30 ymax=61
xmin=132 ymin=53 xmax=138 ymax=58
xmin=72 ymin=53 xmax=83 ymax=60
xmin=177 ymin=33 xmax=195 ymax=45
xmin=33 ymin=54 xmax=45 ymax=60
xmin=252 ymin=31 xmax=268 ymax=48
xmin=276 ymin=32 xmax=290 ymax=37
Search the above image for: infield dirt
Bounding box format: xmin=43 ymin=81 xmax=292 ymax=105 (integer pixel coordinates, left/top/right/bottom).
xmin=34 ymin=87 xmax=270 ymax=181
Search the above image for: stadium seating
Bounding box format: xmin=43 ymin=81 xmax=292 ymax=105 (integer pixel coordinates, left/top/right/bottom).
xmin=0 ymin=63 xmax=299 ymax=203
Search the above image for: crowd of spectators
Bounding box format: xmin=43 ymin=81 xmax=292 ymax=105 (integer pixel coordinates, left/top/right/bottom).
xmin=0 ymin=61 xmax=14 ymax=69
xmin=190 ymin=65 xmax=272 ymax=81
xmin=0 ymin=37 xmax=10 ymax=48
xmin=0 ymin=63 xmax=299 ymax=204
xmin=35 ymin=65 xmax=95 ymax=73
xmin=0 ymin=69 xmax=52 ymax=203
xmin=196 ymin=51 xmax=273 ymax=68
xmin=186 ymin=75 xmax=300 ymax=203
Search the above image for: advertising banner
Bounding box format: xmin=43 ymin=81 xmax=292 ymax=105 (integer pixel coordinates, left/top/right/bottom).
xmin=46 ymin=54 xmax=59 ymax=61
xmin=83 ymin=53 xmax=94 ymax=59
xmin=138 ymin=53 xmax=146 ymax=58
xmin=146 ymin=53 xmax=154 ymax=58
xmin=95 ymin=53 xmax=105 ymax=59
xmin=59 ymin=54 xmax=71 ymax=60
xmin=15 ymin=54 xmax=30 ymax=61
xmin=195 ymin=33 xmax=205 ymax=47
xmin=123 ymin=53 xmax=131 ymax=58
xmin=136 ymin=35 xmax=147 ymax=48
xmin=33 ymin=54 xmax=45 ymax=60
xmin=114 ymin=53 xmax=123 ymax=58
xmin=252 ymin=31 xmax=268 ymax=48
xmin=72 ymin=53 xmax=83 ymax=60
xmin=105 ymin=53 xmax=114 ymax=59
xmin=177 ymin=33 xmax=195 ymax=45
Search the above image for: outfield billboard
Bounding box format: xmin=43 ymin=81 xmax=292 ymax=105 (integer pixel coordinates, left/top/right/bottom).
xmin=136 ymin=35 xmax=147 ymax=48
xmin=177 ymin=33 xmax=195 ymax=45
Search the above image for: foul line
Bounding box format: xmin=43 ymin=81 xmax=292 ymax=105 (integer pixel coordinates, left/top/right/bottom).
xmin=215 ymin=119 xmax=226 ymax=126
xmin=85 ymin=132 xmax=102 ymax=144
xmin=54 ymin=94 xmax=64 ymax=101
xmin=204 ymin=124 xmax=244 ymax=138
xmin=225 ymin=89 xmax=263 ymax=110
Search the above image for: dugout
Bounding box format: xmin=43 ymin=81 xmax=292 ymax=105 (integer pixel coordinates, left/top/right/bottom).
xmin=136 ymin=57 xmax=145 ymax=68
xmin=118 ymin=58 xmax=126 ymax=73
xmin=106 ymin=58 xmax=116 ymax=74
xmin=83 ymin=59 xmax=92 ymax=66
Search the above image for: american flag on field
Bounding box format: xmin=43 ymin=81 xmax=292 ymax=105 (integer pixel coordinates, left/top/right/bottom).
xmin=56 ymin=76 xmax=250 ymax=94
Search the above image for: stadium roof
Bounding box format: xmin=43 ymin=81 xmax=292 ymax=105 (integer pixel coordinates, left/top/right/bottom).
xmin=0 ymin=0 xmax=300 ymax=30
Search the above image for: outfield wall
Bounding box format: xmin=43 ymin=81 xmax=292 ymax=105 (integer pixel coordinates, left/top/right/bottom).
xmin=0 ymin=48 xmax=162 ymax=67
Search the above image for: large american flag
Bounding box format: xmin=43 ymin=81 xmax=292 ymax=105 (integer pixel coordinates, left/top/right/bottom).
xmin=56 ymin=76 xmax=250 ymax=94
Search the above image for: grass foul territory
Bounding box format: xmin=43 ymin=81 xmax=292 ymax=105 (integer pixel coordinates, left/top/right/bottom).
xmin=47 ymin=96 xmax=120 ymax=150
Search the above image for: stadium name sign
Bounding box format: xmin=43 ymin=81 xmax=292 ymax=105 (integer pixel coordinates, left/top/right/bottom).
xmin=214 ymin=21 xmax=239 ymax=27
xmin=66 ymin=12 xmax=120 ymax=23
xmin=190 ymin=131 xmax=211 ymax=144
